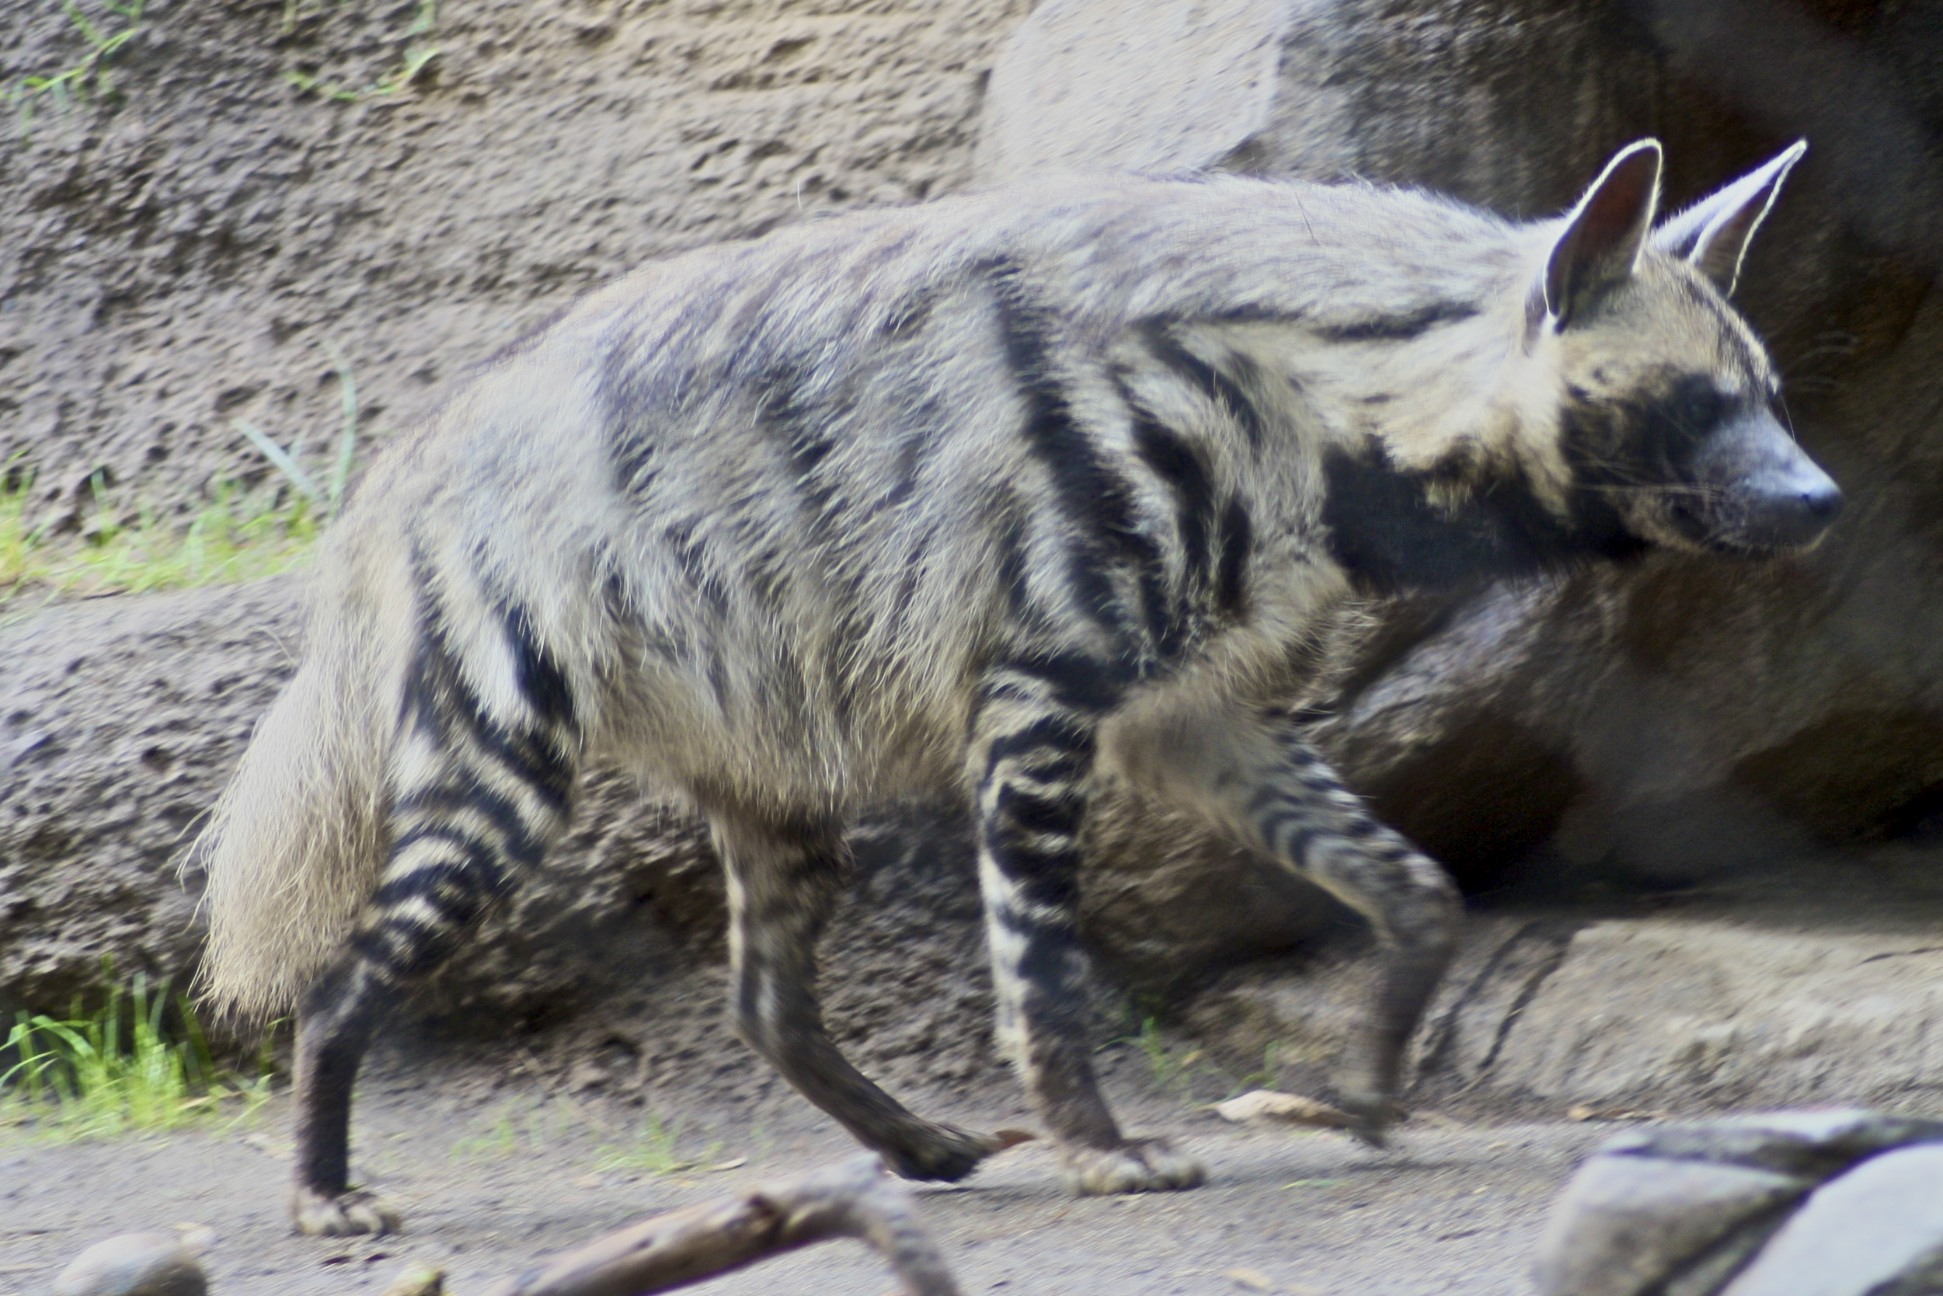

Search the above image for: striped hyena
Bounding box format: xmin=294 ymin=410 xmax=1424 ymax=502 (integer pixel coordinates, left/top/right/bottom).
xmin=195 ymin=138 xmax=1834 ymax=1234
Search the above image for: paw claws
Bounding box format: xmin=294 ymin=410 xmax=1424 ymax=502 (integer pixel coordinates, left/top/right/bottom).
xmin=1062 ymin=1137 xmax=1206 ymax=1196
xmin=292 ymin=1187 xmax=401 ymax=1237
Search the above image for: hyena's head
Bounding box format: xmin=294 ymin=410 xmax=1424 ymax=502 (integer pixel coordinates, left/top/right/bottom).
xmin=1524 ymin=138 xmax=1839 ymax=556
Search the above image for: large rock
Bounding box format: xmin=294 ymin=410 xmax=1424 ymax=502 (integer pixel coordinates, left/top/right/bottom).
xmin=1189 ymin=905 xmax=1943 ymax=1114
xmin=1535 ymin=1111 xmax=1943 ymax=1296
xmin=979 ymin=0 xmax=1943 ymax=891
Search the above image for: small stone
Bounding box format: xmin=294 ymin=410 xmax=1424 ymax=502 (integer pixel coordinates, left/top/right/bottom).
xmin=380 ymin=1263 xmax=446 ymax=1296
xmin=1719 ymin=1144 xmax=1943 ymax=1296
xmin=1533 ymin=1154 xmax=1809 ymax=1296
xmin=1211 ymin=1090 xmax=1357 ymax=1130
xmin=51 ymin=1230 xmax=208 ymax=1296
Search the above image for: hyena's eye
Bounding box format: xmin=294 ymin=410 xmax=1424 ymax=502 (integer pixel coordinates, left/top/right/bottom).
xmin=1666 ymin=377 xmax=1727 ymax=436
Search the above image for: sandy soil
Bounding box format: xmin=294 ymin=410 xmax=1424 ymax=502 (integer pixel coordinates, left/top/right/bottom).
xmin=0 ymin=1045 xmax=1608 ymax=1296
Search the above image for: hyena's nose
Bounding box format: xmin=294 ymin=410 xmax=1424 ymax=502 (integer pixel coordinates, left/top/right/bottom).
xmin=1745 ymin=453 xmax=1842 ymax=549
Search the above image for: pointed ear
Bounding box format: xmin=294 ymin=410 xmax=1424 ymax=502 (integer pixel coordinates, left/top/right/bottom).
xmin=1539 ymin=139 xmax=1664 ymax=330
xmin=1651 ymin=140 xmax=1807 ymax=294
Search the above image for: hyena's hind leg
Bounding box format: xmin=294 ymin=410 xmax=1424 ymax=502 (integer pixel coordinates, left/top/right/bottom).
xmin=972 ymin=661 xmax=1206 ymax=1195
xmin=292 ymin=601 xmax=579 ymax=1236
xmin=1116 ymin=708 xmax=1460 ymax=1142
xmin=715 ymin=813 xmax=1010 ymax=1181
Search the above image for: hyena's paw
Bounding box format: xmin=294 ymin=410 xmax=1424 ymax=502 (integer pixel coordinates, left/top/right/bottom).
xmin=1061 ymin=1137 xmax=1206 ymax=1196
xmin=291 ymin=1186 xmax=401 ymax=1237
xmin=883 ymin=1123 xmax=1034 ymax=1182
xmin=1336 ymin=1090 xmax=1406 ymax=1148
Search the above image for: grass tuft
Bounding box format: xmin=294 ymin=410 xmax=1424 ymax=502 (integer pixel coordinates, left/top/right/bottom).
xmin=1 ymin=353 xmax=367 ymax=611
xmin=6 ymin=0 xmax=145 ymax=142
xmin=0 ymin=472 xmax=323 ymax=611
xmin=593 ymin=1112 xmax=722 ymax=1177
xmin=0 ymin=976 xmax=272 ymax=1142
xmin=285 ymin=0 xmax=440 ymax=102
xmin=450 ymin=1098 xmax=723 ymax=1179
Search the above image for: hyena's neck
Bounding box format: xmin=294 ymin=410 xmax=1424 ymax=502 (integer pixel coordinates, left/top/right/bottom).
xmin=1154 ymin=300 xmax=1636 ymax=599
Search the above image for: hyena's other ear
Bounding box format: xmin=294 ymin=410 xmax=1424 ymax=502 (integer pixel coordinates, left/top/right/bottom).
xmin=1539 ymin=139 xmax=1664 ymax=330
xmin=1651 ymin=140 xmax=1808 ymax=295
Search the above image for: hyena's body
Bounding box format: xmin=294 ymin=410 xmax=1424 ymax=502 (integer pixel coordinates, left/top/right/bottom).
xmin=198 ymin=141 xmax=1836 ymax=1233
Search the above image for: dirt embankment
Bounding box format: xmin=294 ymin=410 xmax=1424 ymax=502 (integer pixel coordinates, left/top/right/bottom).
xmin=1 ymin=0 xmax=1027 ymax=526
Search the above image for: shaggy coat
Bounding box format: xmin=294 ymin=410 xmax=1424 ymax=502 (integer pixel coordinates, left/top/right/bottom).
xmin=195 ymin=139 xmax=1833 ymax=1232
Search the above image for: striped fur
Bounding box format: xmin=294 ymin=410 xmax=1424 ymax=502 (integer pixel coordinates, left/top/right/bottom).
xmin=194 ymin=139 xmax=1833 ymax=1232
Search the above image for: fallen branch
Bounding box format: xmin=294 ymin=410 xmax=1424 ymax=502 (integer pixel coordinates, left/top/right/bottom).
xmin=480 ymin=1153 xmax=961 ymax=1296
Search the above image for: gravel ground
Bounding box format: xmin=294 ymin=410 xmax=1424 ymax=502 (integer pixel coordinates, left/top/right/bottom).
xmin=0 ymin=1052 xmax=1610 ymax=1296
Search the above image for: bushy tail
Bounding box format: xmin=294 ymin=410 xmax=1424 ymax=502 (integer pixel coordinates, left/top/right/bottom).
xmin=193 ymin=599 xmax=395 ymax=1023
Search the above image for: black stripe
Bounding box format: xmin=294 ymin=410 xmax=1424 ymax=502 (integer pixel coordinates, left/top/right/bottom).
xmin=499 ymin=600 xmax=575 ymax=734
xmin=351 ymin=919 xmax=449 ymax=979
xmin=997 ymin=647 xmax=1130 ymax=713
xmin=664 ymin=517 xmax=732 ymax=621
xmin=1213 ymin=497 xmax=1253 ymax=616
xmin=881 ymin=285 xmax=935 ymax=339
xmin=372 ymin=857 xmax=507 ymax=910
xmin=1308 ymin=300 xmax=1480 ymax=343
xmin=753 ymin=359 xmax=843 ymax=523
xmin=993 ymin=509 xmax=1033 ymax=620
xmin=982 ymin=258 xmax=1166 ymax=648
xmin=471 ymin=716 xmax=573 ymax=817
xmin=1126 ymin=401 xmax=1217 ymax=602
xmin=599 ymin=338 xmax=662 ymax=499
xmin=385 ymin=825 xmax=517 ymax=892
xmin=1320 ymin=435 xmax=1641 ymax=596
xmin=984 ymin=713 xmax=1093 ymax=776
xmin=394 ymin=770 xmax=527 ymax=862
xmin=398 ymin=581 xmax=575 ymax=818
xmin=982 ymin=833 xmax=1083 ymax=912
xmin=996 ymin=784 xmax=1084 ymax=836
xmin=1256 ymin=805 xmax=1316 ymax=859
xmin=379 ymin=879 xmax=487 ymax=932
xmin=1139 ymin=320 xmax=1268 ymax=451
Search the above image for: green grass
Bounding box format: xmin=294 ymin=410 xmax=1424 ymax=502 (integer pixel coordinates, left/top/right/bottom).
xmin=451 ymin=1099 xmax=724 ymax=1179
xmin=7 ymin=0 xmax=145 ymax=141
xmin=1 ymin=352 xmax=366 ymax=610
xmin=1105 ymin=1009 xmax=1289 ymax=1104
xmin=592 ymin=1112 xmax=722 ymax=1177
xmin=285 ymin=0 xmax=440 ymax=102
xmin=0 ymin=976 xmax=272 ymax=1142
xmin=0 ymin=474 xmax=323 ymax=610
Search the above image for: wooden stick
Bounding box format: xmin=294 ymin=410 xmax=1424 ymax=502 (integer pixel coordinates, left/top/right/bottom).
xmin=479 ymin=1154 xmax=962 ymax=1296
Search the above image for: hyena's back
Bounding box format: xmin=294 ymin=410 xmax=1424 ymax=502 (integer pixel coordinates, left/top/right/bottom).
xmin=332 ymin=176 xmax=1506 ymax=814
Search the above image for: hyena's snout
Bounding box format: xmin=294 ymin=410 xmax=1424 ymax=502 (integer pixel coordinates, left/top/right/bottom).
xmin=1683 ymin=410 xmax=1842 ymax=554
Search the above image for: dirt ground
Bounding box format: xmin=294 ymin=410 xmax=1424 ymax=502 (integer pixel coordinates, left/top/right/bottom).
xmin=0 ymin=1041 xmax=1610 ymax=1296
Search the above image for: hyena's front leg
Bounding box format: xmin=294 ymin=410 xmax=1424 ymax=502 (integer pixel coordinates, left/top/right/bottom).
xmin=1126 ymin=711 xmax=1461 ymax=1141
xmin=972 ymin=663 xmax=1206 ymax=1195
xmin=717 ymin=814 xmax=1009 ymax=1181
xmin=292 ymin=599 xmax=580 ymax=1236
xmin=1251 ymin=736 xmax=1459 ymax=1137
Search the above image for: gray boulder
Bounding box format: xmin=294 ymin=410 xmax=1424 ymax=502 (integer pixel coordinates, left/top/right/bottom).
xmin=1536 ymin=1111 xmax=1943 ymax=1296
xmin=979 ymin=0 xmax=1943 ymax=893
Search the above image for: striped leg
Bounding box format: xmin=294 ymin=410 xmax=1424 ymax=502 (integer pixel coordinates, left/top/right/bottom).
xmin=973 ymin=659 xmax=1205 ymax=1195
xmin=1148 ymin=714 xmax=1461 ymax=1141
xmin=719 ymin=814 xmax=1007 ymax=1181
xmin=291 ymin=599 xmax=578 ymax=1236
xmin=1242 ymin=731 xmax=1459 ymax=1137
